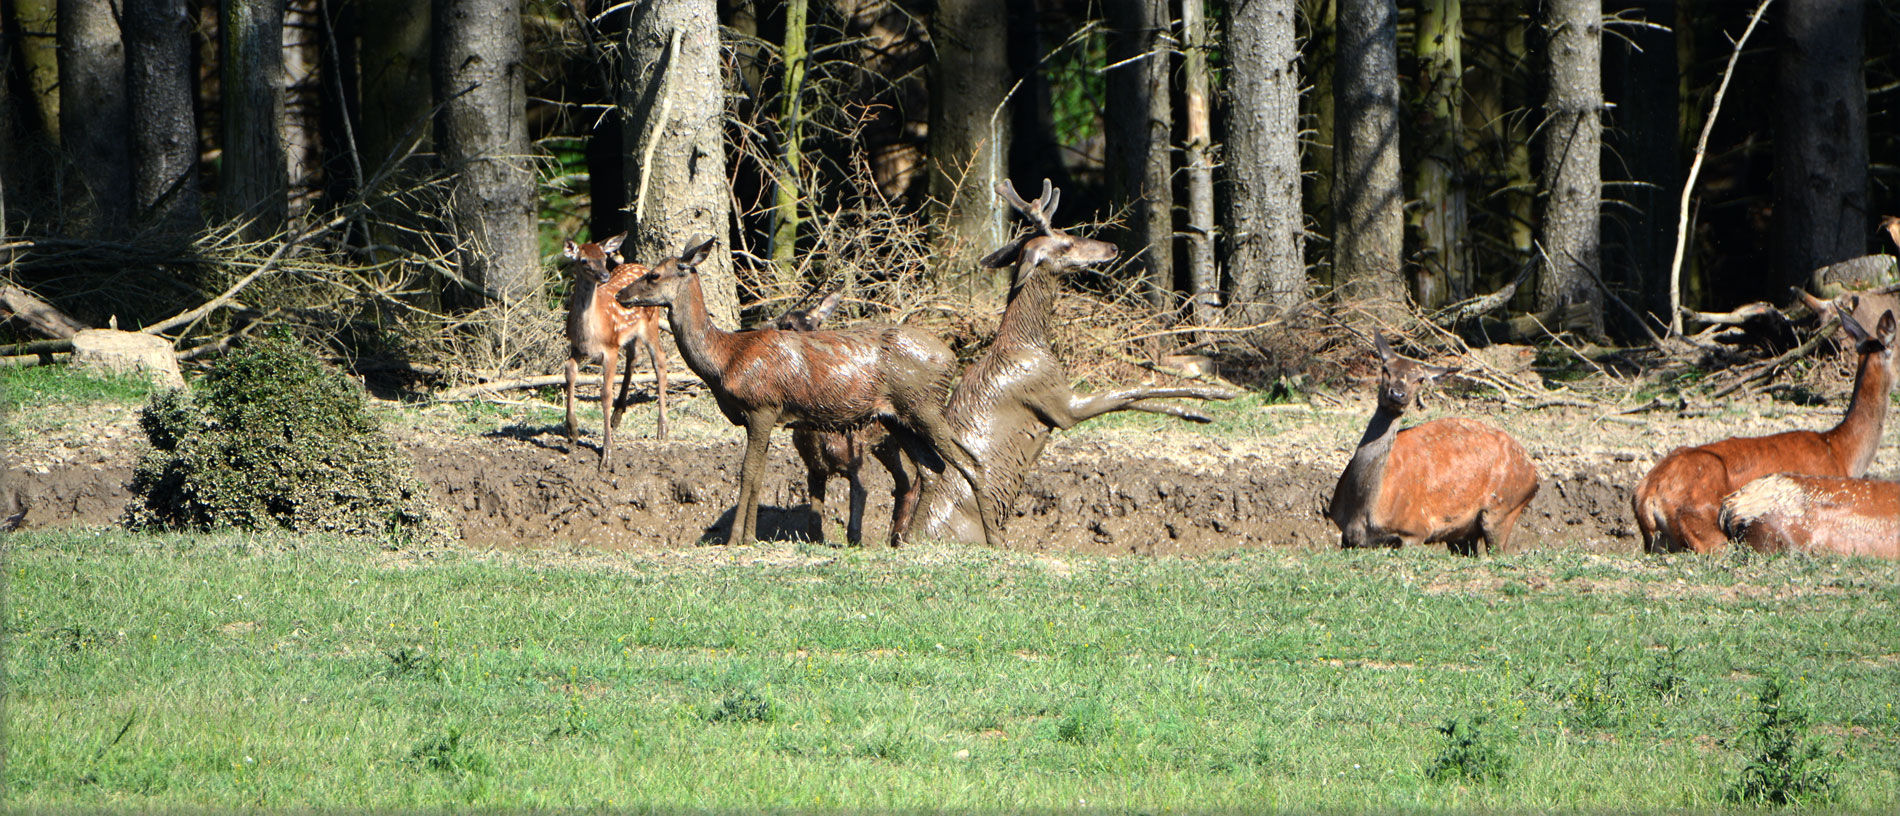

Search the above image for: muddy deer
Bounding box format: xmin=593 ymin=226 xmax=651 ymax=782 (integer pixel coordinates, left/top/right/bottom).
xmin=1327 ymin=334 xmax=1540 ymax=555
xmin=766 ymin=288 xmax=903 ymax=546
xmin=1720 ymin=474 xmax=1900 ymax=558
xmin=1635 ymin=308 xmax=1898 ymax=552
xmin=563 ymin=233 xmax=669 ymax=472
xmin=899 ymin=179 xmax=1239 ymax=544
xmin=615 ymin=238 xmax=1002 ymax=547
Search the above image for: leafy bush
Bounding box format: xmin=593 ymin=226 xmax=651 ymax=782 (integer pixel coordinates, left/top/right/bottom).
xmin=1728 ymin=676 xmax=1837 ymax=806
xmin=127 ymin=336 xmax=450 ymax=541
xmin=1427 ymin=716 xmax=1511 ymax=784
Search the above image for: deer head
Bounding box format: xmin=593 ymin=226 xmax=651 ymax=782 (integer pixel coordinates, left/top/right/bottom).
xmin=1374 ymin=334 xmax=1458 ymax=415
xmin=563 ymin=232 xmax=626 ymax=284
xmin=980 ymin=179 xmax=1118 ymax=276
xmin=615 ymin=237 xmax=719 ymax=308
xmin=768 ymin=287 xmax=845 ymax=332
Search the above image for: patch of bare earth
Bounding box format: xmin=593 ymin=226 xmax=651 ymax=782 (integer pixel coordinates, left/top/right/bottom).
xmin=6 ymin=389 xmax=1896 ymax=557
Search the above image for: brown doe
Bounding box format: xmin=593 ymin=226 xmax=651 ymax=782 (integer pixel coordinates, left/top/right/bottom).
xmin=615 ymin=238 xmax=1002 ymax=547
xmin=1720 ymin=473 xmax=1900 ymax=559
xmin=766 ymin=288 xmax=904 ymax=546
xmin=1327 ymin=334 xmax=1540 ymax=555
xmin=1635 ymin=307 xmax=1898 ymax=552
xmin=900 ymin=179 xmax=1238 ymax=544
xmin=563 ymin=233 xmax=668 ymax=472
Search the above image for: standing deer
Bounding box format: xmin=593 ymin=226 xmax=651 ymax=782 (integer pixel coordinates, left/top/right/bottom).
xmin=1327 ymin=334 xmax=1540 ymax=555
xmin=1720 ymin=474 xmax=1900 ymax=558
xmin=615 ymin=238 xmax=1003 ymax=547
xmin=766 ymin=288 xmax=903 ymax=546
xmin=900 ymin=179 xmax=1238 ymax=544
xmin=1635 ymin=307 xmax=1898 ymax=552
xmin=563 ymin=233 xmax=669 ymax=472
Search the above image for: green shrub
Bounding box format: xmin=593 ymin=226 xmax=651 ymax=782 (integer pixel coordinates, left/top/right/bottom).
xmin=127 ymin=336 xmax=450 ymax=541
xmin=1427 ymin=716 xmax=1511 ymax=784
xmin=1728 ymin=676 xmax=1836 ymax=806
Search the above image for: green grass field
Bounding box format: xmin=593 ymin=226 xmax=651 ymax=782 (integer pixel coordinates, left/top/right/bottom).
xmin=8 ymin=529 xmax=1898 ymax=811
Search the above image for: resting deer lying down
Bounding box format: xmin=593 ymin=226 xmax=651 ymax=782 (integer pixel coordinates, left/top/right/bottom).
xmin=1721 ymin=474 xmax=1900 ymax=558
xmin=616 ymin=239 xmax=1001 ymax=547
xmin=900 ymin=179 xmax=1238 ymax=544
xmin=1327 ymin=334 xmax=1540 ymax=555
xmin=766 ymin=288 xmax=903 ymax=546
xmin=1635 ymin=308 xmax=1897 ymax=553
xmin=562 ymin=233 xmax=668 ymax=472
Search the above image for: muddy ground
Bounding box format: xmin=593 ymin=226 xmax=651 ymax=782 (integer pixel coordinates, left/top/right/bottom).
xmin=7 ymin=386 xmax=1897 ymax=556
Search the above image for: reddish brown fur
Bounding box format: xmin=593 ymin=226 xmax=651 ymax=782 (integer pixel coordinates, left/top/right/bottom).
xmin=1328 ymin=335 xmax=1540 ymax=555
xmin=563 ymin=233 xmax=668 ymax=472
xmin=617 ymin=239 xmax=1000 ymax=547
xmin=1634 ymin=309 xmax=1898 ymax=552
xmin=1721 ymin=474 xmax=1900 ymax=558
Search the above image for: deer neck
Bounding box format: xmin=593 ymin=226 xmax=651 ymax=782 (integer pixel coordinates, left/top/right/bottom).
xmin=1337 ymin=406 xmax=1403 ymax=512
xmin=1825 ymin=349 xmax=1894 ymax=476
xmin=664 ymin=274 xmax=737 ymax=386
xmin=994 ymin=265 xmax=1060 ymax=353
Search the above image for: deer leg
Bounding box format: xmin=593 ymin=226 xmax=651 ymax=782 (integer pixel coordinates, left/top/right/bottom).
xmin=874 ymin=432 xmax=917 ymax=546
xmin=901 ymin=404 xmax=1000 ymax=548
xmin=1481 ymin=504 xmax=1529 ymax=556
xmin=729 ymin=414 xmax=776 ymax=545
xmin=1059 ymin=386 xmax=1237 ymax=427
xmin=644 ymin=319 xmax=669 ymax=441
xmin=610 ymin=341 xmax=636 ymax=430
xmin=564 ymin=357 xmax=581 ymax=446
xmin=598 ymin=346 xmax=619 ymax=472
xmin=845 ymin=469 xmax=868 ymax=547
xmin=805 ymin=468 xmax=830 ymax=544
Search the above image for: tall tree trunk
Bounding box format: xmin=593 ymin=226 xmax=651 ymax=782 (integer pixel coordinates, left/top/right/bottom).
xmin=1106 ymin=0 xmax=1175 ymax=312
xmin=770 ymin=0 xmax=807 ymax=289
xmin=222 ymin=0 xmax=287 ymax=236
xmin=58 ymin=0 xmax=130 ymax=234
xmin=435 ymin=0 xmax=539 ymax=301
xmin=359 ymin=0 xmax=432 ymax=179
xmin=1300 ymin=0 xmax=1336 ymax=266
xmin=927 ymin=0 xmax=1010 ymax=299
xmin=125 ymin=0 xmax=201 ymax=232
xmin=622 ymin=0 xmax=735 ymax=325
xmin=1539 ymin=0 xmax=1604 ymax=337
xmin=1604 ymin=0 xmax=1677 ymax=324
xmin=1006 ymin=0 xmax=1073 ymax=198
xmin=1332 ymin=0 xmax=1403 ymax=308
xmin=1774 ymin=0 xmax=1868 ymax=291
xmin=1410 ymin=0 xmax=1465 ymax=309
xmin=1223 ymin=0 xmax=1304 ymax=319
xmin=1181 ymin=0 xmax=1217 ymax=329
xmin=13 ymin=0 xmax=60 ymax=145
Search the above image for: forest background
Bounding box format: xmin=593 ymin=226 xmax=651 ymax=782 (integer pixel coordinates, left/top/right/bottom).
xmin=2 ymin=0 xmax=1897 ymax=386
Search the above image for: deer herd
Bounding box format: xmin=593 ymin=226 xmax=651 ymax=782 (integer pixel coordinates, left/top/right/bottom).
xmin=560 ymin=179 xmax=1899 ymax=558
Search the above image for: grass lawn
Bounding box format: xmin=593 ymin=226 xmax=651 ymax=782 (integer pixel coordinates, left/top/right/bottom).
xmin=7 ymin=529 xmax=1898 ymax=811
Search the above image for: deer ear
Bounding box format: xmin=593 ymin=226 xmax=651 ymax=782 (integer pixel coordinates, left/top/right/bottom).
xmin=1877 ymin=310 xmax=1897 ymax=347
xmin=1841 ymin=308 xmax=1871 ymax=345
xmin=980 ymin=238 xmax=1027 ymax=268
xmin=563 ymin=239 xmax=581 ymax=260
xmin=599 ymin=233 xmax=626 ymax=254
xmin=1373 ymin=333 xmax=1396 ymax=362
xmin=811 ymin=288 xmax=845 ymax=324
xmin=680 ymin=237 xmax=716 ymax=268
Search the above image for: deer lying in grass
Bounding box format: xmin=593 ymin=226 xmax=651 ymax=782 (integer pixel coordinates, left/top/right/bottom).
xmin=1635 ymin=308 xmax=1898 ymax=552
xmin=900 ymin=179 xmax=1238 ymax=544
xmin=1720 ymin=474 xmax=1900 ymax=558
xmin=616 ymin=239 xmax=1001 ymax=547
xmin=1327 ymin=334 xmax=1540 ymax=555
xmin=766 ymin=288 xmax=903 ymax=546
xmin=563 ymin=233 xmax=668 ymax=472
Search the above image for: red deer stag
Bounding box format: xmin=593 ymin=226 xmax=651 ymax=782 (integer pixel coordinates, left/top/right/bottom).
xmin=1635 ymin=308 xmax=1898 ymax=552
xmin=900 ymin=179 xmax=1239 ymax=544
xmin=563 ymin=233 xmax=669 ymax=472
xmin=766 ymin=288 xmax=904 ymax=546
xmin=1720 ymin=474 xmax=1899 ymax=558
xmin=1327 ymin=334 xmax=1540 ymax=555
xmin=616 ymin=239 xmax=1002 ymax=547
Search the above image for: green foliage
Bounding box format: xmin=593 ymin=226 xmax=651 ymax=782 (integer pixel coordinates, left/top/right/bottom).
xmin=380 ymin=647 xmax=446 ymax=683
xmin=1046 ymin=29 xmax=1107 ymax=151
xmin=1427 ymin=716 xmax=1511 ymax=784
xmin=1056 ymin=698 xmax=1113 ymax=745
xmin=708 ymin=686 xmax=777 ymax=724
xmin=126 ymin=336 xmax=450 ymax=541
xmin=1728 ymin=676 xmax=1837 ymax=807
xmin=407 ymin=728 xmax=491 ymax=778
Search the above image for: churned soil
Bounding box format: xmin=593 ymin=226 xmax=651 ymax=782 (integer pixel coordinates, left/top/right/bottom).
xmin=7 ymin=385 xmax=1897 ymax=556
